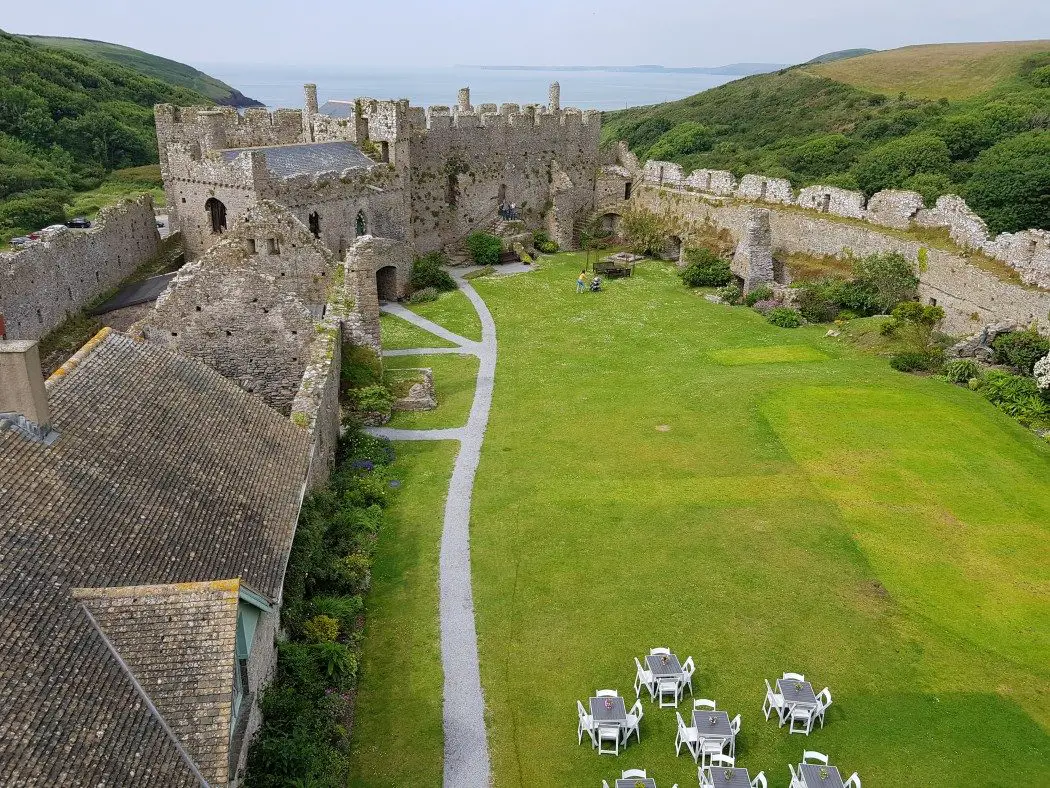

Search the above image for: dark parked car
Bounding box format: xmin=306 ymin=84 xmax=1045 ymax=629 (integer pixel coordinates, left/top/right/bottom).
xmin=10 ymin=236 xmax=29 ymax=246
xmin=66 ymin=217 xmax=91 ymax=229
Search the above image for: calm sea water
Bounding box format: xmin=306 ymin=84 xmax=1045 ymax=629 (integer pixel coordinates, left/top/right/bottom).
xmin=198 ymin=63 xmax=736 ymax=112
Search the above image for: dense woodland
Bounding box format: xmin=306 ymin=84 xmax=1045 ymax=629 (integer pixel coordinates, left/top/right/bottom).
xmin=0 ymin=30 xmax=208 ymax=240
xmin=603 ymin=52 xmax=1050 ymax=234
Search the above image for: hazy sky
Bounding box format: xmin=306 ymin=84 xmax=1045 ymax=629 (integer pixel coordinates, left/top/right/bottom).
xmin=6 ymin=1 xmax=1050 ymax=68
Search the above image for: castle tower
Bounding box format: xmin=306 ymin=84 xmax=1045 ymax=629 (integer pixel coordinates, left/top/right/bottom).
xmin=197 ymin=110 xmax=228 ymax=152
xmin=304 ymin=83 xmax=319 ymax=115
xmin=457 ymin=87 xmax=472 ymax=113
xmin=549 ymin=81 xmax=561 ymax=112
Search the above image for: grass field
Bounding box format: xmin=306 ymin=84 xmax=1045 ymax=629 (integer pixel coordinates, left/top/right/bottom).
xmin=351 ymin=252 xmax=1050 ymax=786
xmin=64 ymin=165 xmax=166 ymax=219
xmin=404 ymin=289 xmax=484 ymax=343
xmin=805 ymin=40 xmax=1050 ymax=99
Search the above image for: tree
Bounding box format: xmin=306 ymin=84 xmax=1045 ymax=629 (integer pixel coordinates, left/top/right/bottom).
xmin=852 ymin=134 xmax=952 ymax=196
xmin=646 ymin=122 xmax=713 ymax=161
xmin=779 ymin=134 xmax=855 ymax=178
xmin=966 ymin=132 xmax=1050 ymax=234
xmin=851 ymin=252 xmax=919 ymax=314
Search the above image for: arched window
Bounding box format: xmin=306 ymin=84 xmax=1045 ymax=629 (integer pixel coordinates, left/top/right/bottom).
xmin=205 ymin=197 xmax=227 ymax=234
xmin=356 ymin=210 xmax=367 ymax=237
xmin=308 ymin=211 xmax=321 ymax=238
xmin=498 ymin=183 xmax=507 ymax=204
xmin=446 ymin=174 xmax=458 ymax=208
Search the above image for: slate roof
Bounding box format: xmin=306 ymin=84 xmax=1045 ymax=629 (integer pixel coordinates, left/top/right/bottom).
xmin=0 ymin=330 xmax=311 ymax=785
xmin=318 ymin=100 xmax=354 ymax=119
xmin=74 ymin=581 xmax=241 ymax=787
xmin=221 ymin=141 xmax=374 ymax=178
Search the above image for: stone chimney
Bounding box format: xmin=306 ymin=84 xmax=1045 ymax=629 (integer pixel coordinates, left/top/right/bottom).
xmin=0 ymin=340 xmax=55 ymax=443
xmin=731 ymin=207 xmax=775 ymax=293
xmin=549 ymin=81 xmax=561 ymax=112
xmin=456 ymin=87 xmax=472 ymax=113
xmin=304 ymin=83 xmax=319 ymax=115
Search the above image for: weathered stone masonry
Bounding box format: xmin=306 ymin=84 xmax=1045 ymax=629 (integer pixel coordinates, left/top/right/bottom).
xmin=0 ymin=195 xmax=160 ymax=340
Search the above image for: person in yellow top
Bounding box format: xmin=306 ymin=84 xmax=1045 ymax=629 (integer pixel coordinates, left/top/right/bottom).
xmin=576 ymin=269 xmax=587 ymax=293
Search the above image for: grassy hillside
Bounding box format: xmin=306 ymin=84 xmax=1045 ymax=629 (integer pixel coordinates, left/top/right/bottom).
xmin=807 ymin=40 xmax=1050 ymax=100
xmin=603 ymin=40 xmax=1050 ymax=234
xmin=23 ymin=35 xmax=262 ymax=107
xmin=0 ymin=30 xmax=210 ymax=242
xmin=807 ymin=48 xmax=877 ymax=64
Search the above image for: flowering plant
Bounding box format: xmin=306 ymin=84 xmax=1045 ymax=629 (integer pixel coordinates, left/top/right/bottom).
xmin=1035 ymin=354 xmax=1050 ymax=391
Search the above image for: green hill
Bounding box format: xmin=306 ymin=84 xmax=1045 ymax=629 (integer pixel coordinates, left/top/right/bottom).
xmin=0 ymin=29 xmax=212 ymax=241
xmin=807 ymin=48 xmax=877 ymax=64
xmin=602 ymin=40 xmax=1050 ymax=234
xmin=22 ymin=35 xmax=263 ymax=107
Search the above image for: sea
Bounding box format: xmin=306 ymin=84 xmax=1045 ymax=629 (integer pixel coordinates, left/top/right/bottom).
xmin=198 ymin=63 xmax=738 ymax=112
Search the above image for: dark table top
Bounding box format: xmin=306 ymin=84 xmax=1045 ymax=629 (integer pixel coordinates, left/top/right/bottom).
xmin=799 ymin=763 xmax=844 ymax=788
xmin=646 ymin=653 xmax=682 ymax=679
xmin=692 ymin=709 xmax=732 ymax=740
xmin=615 ymin=780 xmax=656 ymax=788
xmin=778 ymin=678 xmax=817 ymax=707
xmin=590 ymin=696 xmax=627 ymax=725
xmin=708 ymin=767 xmax=752 ymax=788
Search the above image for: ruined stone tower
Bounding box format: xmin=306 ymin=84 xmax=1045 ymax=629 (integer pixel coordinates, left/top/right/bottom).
xmin=731 ymin=207 xmax=775 ymax=292
xmin=549 ymin=81 xmax=561 ymax=112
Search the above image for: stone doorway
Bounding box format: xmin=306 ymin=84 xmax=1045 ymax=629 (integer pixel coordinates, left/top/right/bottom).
xmin=376 ymin=265 xmax=398 ymax=302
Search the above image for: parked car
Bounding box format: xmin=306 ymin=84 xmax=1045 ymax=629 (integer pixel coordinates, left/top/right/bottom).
xmin=66 ymin=217 xmax=91 ymax=229
xmin=10 ymin=236 xmax=29 ymax=246
xmin=27 ymin=231 xmax=41 ymax=240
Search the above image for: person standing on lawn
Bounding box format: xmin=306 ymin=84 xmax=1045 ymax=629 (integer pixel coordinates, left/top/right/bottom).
xmin=576 ymin=269 xmax=588 ymax=293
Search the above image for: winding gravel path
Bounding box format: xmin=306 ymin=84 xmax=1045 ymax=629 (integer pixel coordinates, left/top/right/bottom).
xmin=368 ymin=271 xmax=500 ymax=786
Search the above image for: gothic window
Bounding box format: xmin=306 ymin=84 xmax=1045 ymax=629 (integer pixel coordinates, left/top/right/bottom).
xmin=356 ymin=210 xmax=367 ymax=237
xmin=205 ymin=198 xmax=227 ymax=234
xmin=308 ymin=211 xmax=321 ymax=238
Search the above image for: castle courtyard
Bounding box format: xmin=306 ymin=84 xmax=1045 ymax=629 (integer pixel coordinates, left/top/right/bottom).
xmin=349 ymin=252 xmax=1049 ymax=786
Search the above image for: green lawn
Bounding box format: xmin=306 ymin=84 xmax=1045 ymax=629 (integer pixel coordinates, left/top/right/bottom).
xmin=380 ymin=313 xmax=458 ymax=350
xmin=348 ymin=440 xmax=457 ymax=786
xmin=353 ymin=251 xmax=1050 ymax=786
xmin=404 ymin=289 xmax=484 ymax=343
xmin=385 ymin=354 xmax=479 ymax=430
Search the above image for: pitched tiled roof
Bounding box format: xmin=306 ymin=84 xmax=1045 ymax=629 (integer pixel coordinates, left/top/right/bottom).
xmin=0 ymin=330 xmax=311 ymax=785
xmin=74 ymin=581 xmax=241 ymax=787
xmin=221 ymin=141 xmax=374 ymax=177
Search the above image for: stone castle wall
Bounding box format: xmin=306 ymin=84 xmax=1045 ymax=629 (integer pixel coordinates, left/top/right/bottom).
xmin=641 ymin=160 xmax=1050 ymax=290
xmin=633 ymin=184 xmax=1050 ymax=335
xmin=0 ymin=195 xmax=160 ymax=341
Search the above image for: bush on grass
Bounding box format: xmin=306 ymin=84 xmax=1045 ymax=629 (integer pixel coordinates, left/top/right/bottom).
xmin=533 ymin=230 xmax=558 ymax=254
xmin=751 ymin=299 xmax=779 ymax=315
xmin=848 ymin=252 xmax=919 ymax=314
xmin=991 ymin=328 xmax=1050 ymax=375
xmin=410 ymin=251 xmax=457 ymax=292
xmin=406 ymin=286 xmax=439 ymax=304
xmin=302 ymin=614 xmax=340 ymax=643
xmin=767 ymin=307 xmax=805 ymax=328
xmin=794 ymin=278 xmax=846 ymax=323
xmin=716 ymin=284 xmax=741 ymax=304
xmin=974 ymin=370 xmax=1050 ymax=427
xmin=1036 ymin=354 xmax=1050 ymax=391
xmin=351 ymin=384 xmax=394 ymax=418
xmin=890 ymin=349 xmax=946 ymax=373
xmin=743 ymin=284 xmax=775 ymax=307
xmin=678 ymin=247 xmax=732 ymax=287
xmin=466 ymin=232 xmax=502 ymax=265
xmin=944 ymin=358 xmax=982 ymax=385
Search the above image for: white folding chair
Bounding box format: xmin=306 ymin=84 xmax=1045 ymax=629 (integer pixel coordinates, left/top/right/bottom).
xmin=783 ymin=672 xmax=805 ymax=682
xmin=728 ymin=713 xmax=741 ymax=756
xmin=674 ymin=710 xmax=700 ymax=761
xmin=576 ymin=699 xmax=596 ymax=747
xmin=763 ymin=678 xmax=785 ymax=724
xmin=815 ymin=687 xmax=832 ymax=728
xmin=844 ymin=773 xmax=862 ymax=788
xmin=597 ymin=724 xmax=620 ymax=755
xmin=698 ymin=767 xmax=714 ymax=788
xmin=751 ymin=772 xmax=767 ymax=788
xmin=602 ymin=782 xmax=610 ymax=788
xmin=650 ymin=646 xmax=670 ymax=655
xmin=709 ymin=754 xmax=735 ymax=768
xmin=789 ymin=704 xmax=815 ymax=735
xmin=658 ymin=678 xmax=680 ymax=708
xmin=788 ymin=764 xmax=804 ymax=788
xmin=622 ymin=769 xmax=647 ymax=779
xmin=625 ymin=699 xmax=643 ymax=745
xmin=681 ymin=656 xmax=696 ymax=697
xmin=803 ymin=751 xmax=829 ymax=765
xmin=634 ymin=657 xmax=656 ymax=701
xmin=697 ymin=737 xmax=729 ymax=768
xmin=597 ymin=688 xmax=618 ymax=697
xmin=694 ymin=698 xmax=717 ymax=711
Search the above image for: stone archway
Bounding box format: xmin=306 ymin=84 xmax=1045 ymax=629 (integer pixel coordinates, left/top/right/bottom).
xmin=205 ymin=197 xmax=227 ymax=234
xmin=662 ymin=234 xmax=682 ymax=261
xmin=601 ymin=212 xmax=622 ymax=234
xmin=375 ymin=264 xmax=399 ymax=302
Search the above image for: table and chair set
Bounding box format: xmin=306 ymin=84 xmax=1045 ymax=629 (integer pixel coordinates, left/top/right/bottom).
xmin=578 ymin=650 xmax=858 ymax=787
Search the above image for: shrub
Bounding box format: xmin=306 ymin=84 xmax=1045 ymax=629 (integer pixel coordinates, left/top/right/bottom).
xmin=620 ymin=205 xmax=670 ymax=255
xmin=767 ymin=307 xmax=804 ymax=328
xmin=743 ymin=284 xmax=774 ymax=307
xmin=351 ymin=384 xmax=394 ymax=417
xmin=974 ymin=370 xmax=1050 ymax=427
xmin=794 ymin=279 xmax=843 ymax=323
xmin=944 ymin=358 xmax=982 ymax=385
xmin=533 ymin=230 xmax=558 ymax=254
xmin=311 ymin=595 xmax=364 ymax=635
xmin=678 ymin=248 xmax=732 ymax=287
xmin=716 ymin=284 xmax=741 ymax=304
xmin=849 ymin=252 xmax=919 ymax=314
xmin=890 ymin=349 xmax=946 ymax=373
xmin=890 ymin=301 xmax=945 ymax=352
xmin=966 ymin=132 xmax=1050 ymax=234
xmin=751 ymin=299 xmax=779 ymax=315
xmin=302 ymin=614 xmax=340 ymax=643
xmin=312 ymin=641 xmax=358 ymax=683
xmin=991 ymin=328 xmax=1050 ymax=375
xmin=466 ymin=232 xmax=502 ymax=265
xmin=1036 ymin=354 xmax=1050 ymax=391
xmin=646 ymin=122 xmax=713 ymax=160
xmin=406 ymin=286 xmax=439 ymax=304
xmin=410 ymin=251 xmax=457 ymax=292
xmin=852 ymin=134 xmax=952 ymax=196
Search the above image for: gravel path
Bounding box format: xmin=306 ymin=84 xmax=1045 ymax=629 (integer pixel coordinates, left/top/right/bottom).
xmin=366 ymin=273 xmax=497 ymax=786
xmin=383 ymin=347 xmax=478 ymax=357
